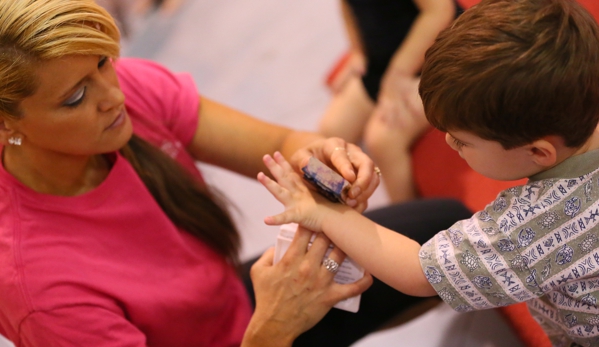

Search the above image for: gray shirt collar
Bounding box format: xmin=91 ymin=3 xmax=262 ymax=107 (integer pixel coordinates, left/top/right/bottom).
xmin=529 ymin=149 xmax=599 ymax=181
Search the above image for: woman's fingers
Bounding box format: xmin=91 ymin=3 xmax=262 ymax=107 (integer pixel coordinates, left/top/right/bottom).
xmin=252 ymin=247 xmax=275 ymax=268
xmin=308 ymin=232 xmax=346 ymax=269
xmin=330 ymin=272 xmax=374 ymax=302
xmin=282 ymin=225 xmax=315 ymax=259
xmin=345 ymin=142 xmax=379 ymax=202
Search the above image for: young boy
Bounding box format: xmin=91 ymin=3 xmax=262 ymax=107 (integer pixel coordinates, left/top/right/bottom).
xmin=257 ymin=0 xmax=599 ymax=345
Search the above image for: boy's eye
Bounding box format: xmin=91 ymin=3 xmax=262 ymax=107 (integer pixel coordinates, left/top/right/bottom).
xmin=63 ymin=86 xmax=86 ymax=107
xmin=452 ymin=137 xmax=466 ymax=149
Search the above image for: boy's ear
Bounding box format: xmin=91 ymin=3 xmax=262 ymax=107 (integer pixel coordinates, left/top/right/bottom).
xmin=526 ymin=138 xmax=559 ymax=167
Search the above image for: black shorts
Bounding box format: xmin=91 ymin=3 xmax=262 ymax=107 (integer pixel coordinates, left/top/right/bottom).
xmin=347 ymin=0 xmax=464 ymax=100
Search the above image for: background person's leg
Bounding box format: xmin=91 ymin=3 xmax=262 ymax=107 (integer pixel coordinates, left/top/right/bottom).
xmin=318 ymin=76 xmax=375 ymax=143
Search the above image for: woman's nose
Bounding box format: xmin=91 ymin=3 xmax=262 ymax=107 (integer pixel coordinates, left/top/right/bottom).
xmin=97 ymin=81 xmax=125 ymax=113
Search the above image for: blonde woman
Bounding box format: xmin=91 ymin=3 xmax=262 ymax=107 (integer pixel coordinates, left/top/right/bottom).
xmin=0 ymin=0 xmax=386 ymax=345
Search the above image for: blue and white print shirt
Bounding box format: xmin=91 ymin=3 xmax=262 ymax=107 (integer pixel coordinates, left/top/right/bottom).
xmin=420 ymin=149 xmax=599 ymax=347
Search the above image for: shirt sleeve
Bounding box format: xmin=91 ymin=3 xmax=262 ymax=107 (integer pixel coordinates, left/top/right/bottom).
xmin=19 ymin=306 xmax=147 ymax=347
xmin=420 ymin=175 xmax=599 ymax=313
xmin=115 ymin=58 xmax=200 ymax=147
xmin=419 ymin=184 xmax=544 ymax=312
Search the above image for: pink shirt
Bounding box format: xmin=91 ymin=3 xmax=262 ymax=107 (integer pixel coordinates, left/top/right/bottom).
xmin=0 ymin=58 xmax=252 ymax=347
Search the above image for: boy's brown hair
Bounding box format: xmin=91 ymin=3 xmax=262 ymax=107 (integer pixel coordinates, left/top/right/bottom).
xmin=419 ymin=0 xmax=599 ymax=149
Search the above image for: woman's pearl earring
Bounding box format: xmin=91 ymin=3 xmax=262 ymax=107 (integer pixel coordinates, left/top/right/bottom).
xmin=8 ymin=137 xmax=22 ymax=146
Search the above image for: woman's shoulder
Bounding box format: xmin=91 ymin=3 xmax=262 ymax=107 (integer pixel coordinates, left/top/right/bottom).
xmin=115 ymin=57 xmax=197 ymax=112
xmin=115 ymin=58 xmax=180 ymax=91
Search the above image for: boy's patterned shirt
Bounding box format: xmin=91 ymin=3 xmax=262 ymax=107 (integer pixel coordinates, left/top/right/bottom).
xmin=420 ymin=149 xmax=599 ymax=347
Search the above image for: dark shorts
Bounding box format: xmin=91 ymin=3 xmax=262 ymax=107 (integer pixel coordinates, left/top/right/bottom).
xmin=347 ymin=0 xmax=464 ymax=100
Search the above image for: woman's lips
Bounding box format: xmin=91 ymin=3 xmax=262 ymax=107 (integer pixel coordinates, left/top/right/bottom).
xmin=106 ymin=109 xmax=125 ymax=130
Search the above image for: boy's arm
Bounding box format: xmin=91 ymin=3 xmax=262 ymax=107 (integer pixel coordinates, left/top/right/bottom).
xmin=258 ymin=152 xmax=436 ymax=297
xmin=319 ymin=205 xmax=437 ymax=297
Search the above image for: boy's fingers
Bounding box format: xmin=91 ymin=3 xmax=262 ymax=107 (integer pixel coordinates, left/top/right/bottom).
xmin=264 ymin=154 xmax=304 ymax=192
xmin=264 ymin=212 xmax=294 ymax=226
xmin=272 ymin=151 xmax=295 ymax=172
xmin=257 ymin=173 xmax=290 ymax=203
xmin=262 ymin=154 xmax=282 ymax=175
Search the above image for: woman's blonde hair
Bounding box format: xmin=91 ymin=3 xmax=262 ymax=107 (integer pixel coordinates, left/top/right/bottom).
xmin=0 ymin=0 xmax=120 ymax=116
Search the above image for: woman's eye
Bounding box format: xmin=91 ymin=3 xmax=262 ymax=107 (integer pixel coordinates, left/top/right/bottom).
xmin=64 ymin=86 xmax=86 ymax=107
xmin=98 ymin=56 xmax=108 ymax=68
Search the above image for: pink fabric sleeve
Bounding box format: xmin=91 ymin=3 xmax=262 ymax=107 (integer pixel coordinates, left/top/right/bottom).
xmin=19 ymin=307 xmax=147 ymax=347
xmin=115 ymin=58 xmax=200 ymax=147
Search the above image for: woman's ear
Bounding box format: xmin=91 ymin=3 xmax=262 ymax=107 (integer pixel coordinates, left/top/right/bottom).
xmin=527 ymin=138 xmax=558 ymax=167
xmin=0 ymin=120 xmax=17 ymax=145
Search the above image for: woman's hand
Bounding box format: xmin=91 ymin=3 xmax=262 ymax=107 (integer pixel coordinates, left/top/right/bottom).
xmin=241 ymin=226 xmax=373 ymax=347
xmin=190 ymin=98 xmax=379 ymax=209
xmin=287 ymin=138 xmax=380 ymax=212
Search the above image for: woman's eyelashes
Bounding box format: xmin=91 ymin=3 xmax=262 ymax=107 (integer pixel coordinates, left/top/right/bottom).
xmin=63 ymin=86 xmax=86 ymax=107
xmin=62 ymin=57 xmax=108 ymax=108
xmin=98 ymin=56 xmax=108 ymax=68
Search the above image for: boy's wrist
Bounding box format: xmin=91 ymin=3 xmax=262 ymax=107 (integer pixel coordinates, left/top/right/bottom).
xmin=320 ymin=202 xmax=355 ymax=235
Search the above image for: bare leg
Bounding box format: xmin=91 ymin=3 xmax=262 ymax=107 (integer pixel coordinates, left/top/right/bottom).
xmin=363 ymin=78 xmax=430 ymax=203
xmin=318 ymin=75 xmax=375 ymax=144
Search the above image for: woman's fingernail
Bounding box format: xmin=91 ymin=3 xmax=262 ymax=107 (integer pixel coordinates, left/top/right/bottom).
xmin=350 ymin=187 xmax=361 ymax=197
xmin=346 ymin=199 xmax=357 ymax=207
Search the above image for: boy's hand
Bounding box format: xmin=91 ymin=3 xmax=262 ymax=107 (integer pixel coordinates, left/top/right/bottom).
xmin=258 ymin=152 xmax=335 ymax=232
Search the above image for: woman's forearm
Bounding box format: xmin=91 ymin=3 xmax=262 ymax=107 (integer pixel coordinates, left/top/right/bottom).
xmin=241 ymin=318 xmax=295 ymax=347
